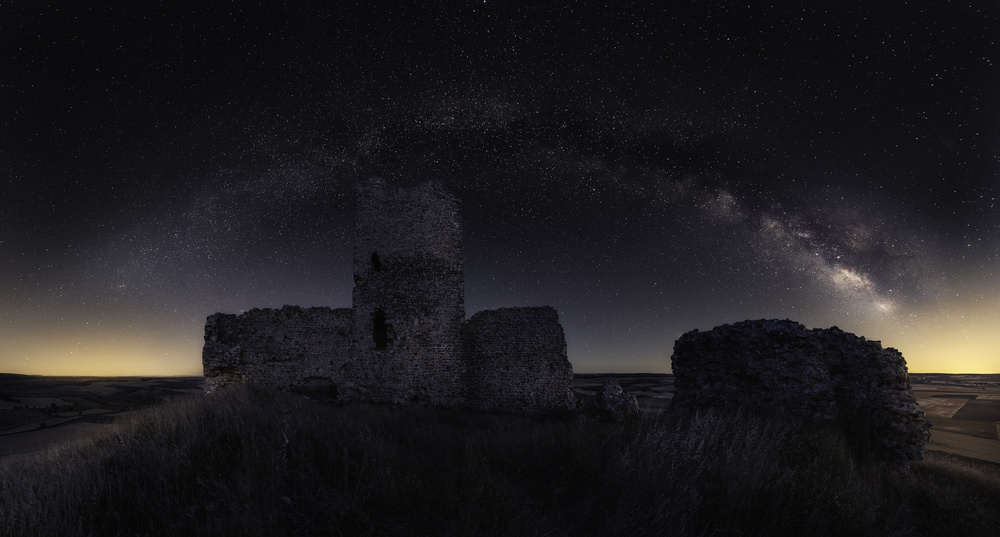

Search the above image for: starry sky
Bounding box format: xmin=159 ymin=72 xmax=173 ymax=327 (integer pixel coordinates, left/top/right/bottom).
xmin=3 ymin=2 xmax=999 ymax=376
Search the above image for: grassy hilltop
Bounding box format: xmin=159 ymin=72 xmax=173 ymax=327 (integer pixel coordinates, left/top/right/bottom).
xmin=2 ymin=384 xmax=999 ymax=537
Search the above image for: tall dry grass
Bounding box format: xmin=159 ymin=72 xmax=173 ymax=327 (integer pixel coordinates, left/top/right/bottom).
xmin=1 ymin=384 xmax=998 ymax=536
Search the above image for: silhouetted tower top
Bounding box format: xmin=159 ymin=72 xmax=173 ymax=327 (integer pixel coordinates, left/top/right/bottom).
xmin=353 ymin=178 xmax=463 ymax=278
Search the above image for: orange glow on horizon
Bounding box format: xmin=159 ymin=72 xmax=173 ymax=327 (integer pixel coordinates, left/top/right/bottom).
xmin=4 ymin=297 xmax=997 ymax=377
xmin=1 ymin=334 xmax=203 ymax=377
xmin=891 ymin=315 xmax=1000 ymax=375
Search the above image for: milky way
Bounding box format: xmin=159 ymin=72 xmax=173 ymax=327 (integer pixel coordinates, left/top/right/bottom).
xmin=3 ymin=2 xmax=998 ymax=374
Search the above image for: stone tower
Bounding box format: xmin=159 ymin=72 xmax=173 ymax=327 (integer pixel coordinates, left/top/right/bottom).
xmin=350 ymin=178 xmax=467 ymax=405
xmin=202 ymin=177 xmax=574 ymax=413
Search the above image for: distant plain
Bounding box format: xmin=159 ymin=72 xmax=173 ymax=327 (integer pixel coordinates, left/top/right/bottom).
xmin=2 ymin=372 xmax=999 ymax=464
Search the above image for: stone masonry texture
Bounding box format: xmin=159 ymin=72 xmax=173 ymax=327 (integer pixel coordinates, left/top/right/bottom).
xmin=464 ymin=307 xmax=575 ymax=412
xmin=202 ymin=177 xmax=574 ymax=413
xmin=202 ymin=306 xmax=353 ymax=395
xmin=670 ymin=319 xmax=931 ymax=469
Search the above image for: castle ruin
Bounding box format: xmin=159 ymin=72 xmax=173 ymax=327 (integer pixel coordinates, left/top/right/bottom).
xmin=670 ymin=319 xmax=931 ymax=469
xmin=202 ymin=178 xmax=575 ymax=413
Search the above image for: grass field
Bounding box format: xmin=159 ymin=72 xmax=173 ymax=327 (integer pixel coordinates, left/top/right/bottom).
xmin=2 ymin=383 xmax=999 ymax=537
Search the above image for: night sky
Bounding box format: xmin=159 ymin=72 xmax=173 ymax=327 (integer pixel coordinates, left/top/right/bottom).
xmin=3 ymin=2 xmax=998 ymax=376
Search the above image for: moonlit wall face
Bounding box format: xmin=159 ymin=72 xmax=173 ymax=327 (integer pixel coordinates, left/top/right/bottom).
xmin=2 ymin=3 xmax=998 ymax=375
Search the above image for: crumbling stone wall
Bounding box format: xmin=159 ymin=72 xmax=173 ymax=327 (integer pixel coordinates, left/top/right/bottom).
xmin=202 ymin=178 xmax=574 ymax=413
xmin=670 ymin=319 xmax=931 ymax=467
xmin=203 ymin=306 xmax=353 ymax=394
xmin=464 ymin=307 xmax=575 ymax=412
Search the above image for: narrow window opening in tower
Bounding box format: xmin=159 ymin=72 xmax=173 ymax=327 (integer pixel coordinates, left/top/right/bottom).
xmin=371 ymin=251 xmax=382 ymax=272
xmin=373 ymin=308 xmax=388 ymax=350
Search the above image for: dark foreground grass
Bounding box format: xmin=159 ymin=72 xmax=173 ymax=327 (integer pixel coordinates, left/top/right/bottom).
xmin=2 ymin=385 xmax=998 ymax=537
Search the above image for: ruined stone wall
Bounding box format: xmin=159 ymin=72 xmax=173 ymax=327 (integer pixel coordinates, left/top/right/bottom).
xmin=202 ymin=306 xmax=353 ymax=394
xmin=464 ymin=307 xmax=575 ymax=412
xmin=202 ymin=178 xmax=575 ymax=414
xmin=350 ymin=178 xmax=467 ymax=405
xmin=670 ymin=319 xmax=931 ymax=467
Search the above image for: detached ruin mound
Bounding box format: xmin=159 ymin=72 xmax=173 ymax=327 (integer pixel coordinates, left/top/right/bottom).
xmin=670 ymin=319 xmax=931 ymax=468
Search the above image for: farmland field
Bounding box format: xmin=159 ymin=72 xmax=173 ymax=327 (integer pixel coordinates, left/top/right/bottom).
xmin=2 ymin=372 xmax=998 ymax=465
xmin=576 ymin=372 xmax=1000 ymax=464
xmin=901 ymin=374 xmax=1000 ymax=464
xmin=0 ymin=374 xmax=203 ymax=459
